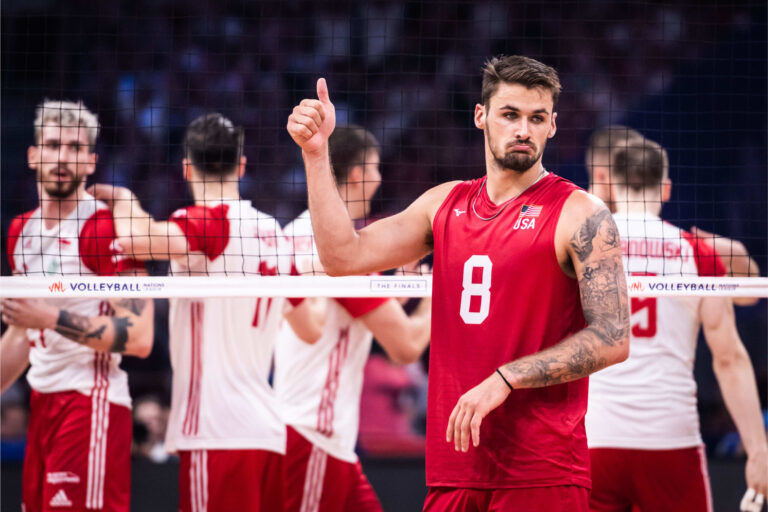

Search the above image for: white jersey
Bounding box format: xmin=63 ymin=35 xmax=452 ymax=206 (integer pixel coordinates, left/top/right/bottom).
xmin=164 ymin=200 xmax=297 ymax=453
xmin=586 ymin=212 xmax=725 ymax=449
xmin=7 ymin=196 xmax=141 ymax=408
xmin=274 ymin=210 xmax=388 ymax=462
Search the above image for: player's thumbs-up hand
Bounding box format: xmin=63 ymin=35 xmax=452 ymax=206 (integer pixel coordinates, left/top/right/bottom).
xmin=287 ymin=78 xmax=336 ymax=156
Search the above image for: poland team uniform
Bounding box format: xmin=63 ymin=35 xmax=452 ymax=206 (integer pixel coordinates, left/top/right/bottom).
xmin=7 ymin=196 xmax=141 ymax=512
xmin=425 ymin=174 xmax=590 ymax=512
xmin=164 ymin=200 xmax=300 ymax=512
xmin=586 ymin=212 xmax=725 ymax=512
xmin=275 ymin=210 xmax=387 ymax=512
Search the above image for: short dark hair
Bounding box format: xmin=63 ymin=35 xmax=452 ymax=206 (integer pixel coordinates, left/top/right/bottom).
xmin=329 ymin=125 xmax=381 ymax=184
xmin=612 ymin=139 xmax=667 ymax=192
xmin=184 ymin=113 xmax=244 ymax=175
xmin=587 ymin=125 xmax=643 ymax=155
xmin=481 ymin=55 xmax=562 ymax=107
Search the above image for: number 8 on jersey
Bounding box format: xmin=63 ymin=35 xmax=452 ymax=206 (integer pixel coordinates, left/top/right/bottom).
xmin=460 ymin=255 xmax=492 ymax=325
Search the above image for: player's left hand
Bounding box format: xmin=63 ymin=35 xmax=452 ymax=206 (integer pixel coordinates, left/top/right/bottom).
xmin=742 ymin=449 xmax=768 ymax=511
xmin=1 ymin=298 xmax=58 ymax=330
xmin=741 ymin=488 xmax=765 ymax=512
xmin=446 ymin=370 xmax=512 ymax=452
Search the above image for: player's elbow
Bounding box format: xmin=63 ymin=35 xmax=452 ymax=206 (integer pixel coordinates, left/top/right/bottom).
xmin=318 ymin=254 xmax=352 ymax=277
xmin=613 ymin=337 xmax=630 ymax=364
xmin=127 ymin=332 xmax=154 ymax=359
xmin=388 ymin=345 xmax=420 ymax=365
xmin=712 ymin=345 xmax=749 ymax=375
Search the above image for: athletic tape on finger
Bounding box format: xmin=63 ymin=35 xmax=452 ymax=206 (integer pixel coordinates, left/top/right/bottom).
xmin=741 ymin=489 xmax=756 ymax=512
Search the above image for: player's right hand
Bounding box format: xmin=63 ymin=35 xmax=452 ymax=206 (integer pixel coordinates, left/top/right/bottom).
xmin=87 ymin=184 xmax=136 ymax=209
xmin=287 ymin=78 xmax=336 ymax=155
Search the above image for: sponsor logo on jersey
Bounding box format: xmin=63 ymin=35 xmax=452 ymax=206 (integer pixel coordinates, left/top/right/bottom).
xmin=57 ymin=238 xmax=72 ymax=247
xmin=46 ymin=471 xmax=80 ymax=484
xmin=454 ymin=209 xmax=466 ymax=217
xmin=513 ymin=204 xmax=542 ymax=230
xmin=49 ymin=489 xmax=73 ymax=507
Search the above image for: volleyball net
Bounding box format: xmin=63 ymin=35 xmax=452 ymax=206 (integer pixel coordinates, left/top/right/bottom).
xmin=1 ymin=0 xmax=766 ymax=301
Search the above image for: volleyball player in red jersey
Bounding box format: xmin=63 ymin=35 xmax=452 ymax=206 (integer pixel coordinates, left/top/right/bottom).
xmin=287 ymin=55 xmax=630 ymax=511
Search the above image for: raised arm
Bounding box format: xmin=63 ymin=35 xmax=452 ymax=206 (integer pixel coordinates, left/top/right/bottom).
xmin=0 ymin=297 xmax=154 ymax=358
xmin=446 ymin=192 xmax=630 ymax=452
xmin=0 ymin=325 xmax=31 ymax=393
xmin=701 ymin=297 xmax=767 ymax=502
xmin=88 ymin=184 xmax=188 ymax=261
xmin=287 ymin=78 xmax=447 ymax=275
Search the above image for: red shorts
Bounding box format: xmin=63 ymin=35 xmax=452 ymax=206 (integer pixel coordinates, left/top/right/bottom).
xmin=589 ymin=446 xmax=713 ymax=512
xmin=424 ymin=485 xmax=589 ymax=512
xmin=178 ymin=448 xmax=283 ymax=512
xmin=283 ymin=425 xmax=382 ymax=512
xmin=22 ymin=390 xmax=131 ymax=512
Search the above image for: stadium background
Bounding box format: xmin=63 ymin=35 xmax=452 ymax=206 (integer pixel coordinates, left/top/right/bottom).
xmin=1 ymin=1 xmax=765 ymax=510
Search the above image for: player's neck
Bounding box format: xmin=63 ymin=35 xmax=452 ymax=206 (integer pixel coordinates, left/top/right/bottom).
xmin=190 ymin=180 xmax=241 ymax=204
xmin=613 ymin=188 xmax=662 ymax=217
xmin=38 ymin=186 xmax=86 ymax=230
xmin=485 ymin=162 xmax=546 ymax=205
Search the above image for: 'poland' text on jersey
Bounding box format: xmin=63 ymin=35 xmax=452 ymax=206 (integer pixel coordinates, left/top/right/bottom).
xmin=585 ymin=212 xmax=726 ymax=449
xmin=429 ymin=174 xmax=589 ymax=489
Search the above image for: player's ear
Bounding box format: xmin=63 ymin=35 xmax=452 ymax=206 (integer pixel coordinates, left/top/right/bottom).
xmin=474 ymin=104 xmax=486 ymax=130
xmin=182 ymin=158 xmax=193 ymax=181
xmin=347 ymin=165 xmax=363 ymax=187
xmin=85 ymin=151 xmax=98 ymax=176
xmin=237 ymin=156 xmax=246 ymax=179
xmin=661 ymin=179 xmax=672 ymax=204
xmin=27 ymin=145 xmax=39 ymax=171
xmin=548 ymin=112 xmax=557 ymax=139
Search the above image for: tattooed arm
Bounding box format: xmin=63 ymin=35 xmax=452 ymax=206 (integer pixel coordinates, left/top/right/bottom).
xmin=446 ymin=191 xmax=630 ymax=452
xmin=0 ymin=297 xmax=154 ymax=358
xmin=499 ymin=192 xmax=630 ymax=387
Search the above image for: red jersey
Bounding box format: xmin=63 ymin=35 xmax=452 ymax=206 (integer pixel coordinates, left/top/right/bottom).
xmin=428 ymin=173 xmax=589 ymax=489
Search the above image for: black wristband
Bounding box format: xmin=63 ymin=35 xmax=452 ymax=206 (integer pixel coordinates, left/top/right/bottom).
xmin=496 ymin=368 xmax=514 ymax=391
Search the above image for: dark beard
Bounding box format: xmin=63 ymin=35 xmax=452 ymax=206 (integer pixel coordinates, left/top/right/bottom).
xmin=42 ymin=172 xmax=83 ymax=198
xmin=493 ymin=150 xmax=542 ymax=173
xmin=486 ymin=124 xmax=544 ymax=173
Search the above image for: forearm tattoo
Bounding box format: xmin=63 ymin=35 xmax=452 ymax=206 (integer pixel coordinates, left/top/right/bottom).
xmin=55 ymin=310 xmax=105 ymax=344
xmin=503 ymin=208 xmax=628 ymax=388
xmin=55 ymin=310 xmax=134 ymax=353
xmin=109 ymin=317 xmax=133 ymax=353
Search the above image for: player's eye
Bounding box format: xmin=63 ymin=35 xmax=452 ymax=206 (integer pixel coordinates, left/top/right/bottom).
xmin=43 ymin=141 xmax=60 ymax=151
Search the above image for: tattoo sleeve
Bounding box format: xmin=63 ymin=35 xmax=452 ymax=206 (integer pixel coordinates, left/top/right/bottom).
xmin=503 ymin=207 xmax=629 ymax=389
xmin=55 ymin=310 xmax=106 ymax=344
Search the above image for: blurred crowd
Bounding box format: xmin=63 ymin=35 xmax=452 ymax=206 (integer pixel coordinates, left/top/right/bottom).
xmin=1 ymin=0 xmax=766 ymax=462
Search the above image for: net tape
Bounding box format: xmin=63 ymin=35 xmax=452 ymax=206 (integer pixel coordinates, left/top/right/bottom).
xmin=1 ymin=275 xmax=766 ymax=299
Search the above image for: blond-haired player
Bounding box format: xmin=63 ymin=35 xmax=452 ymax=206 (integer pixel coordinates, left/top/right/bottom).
xmin=2 ymin=100 xmax=153 ymax=512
